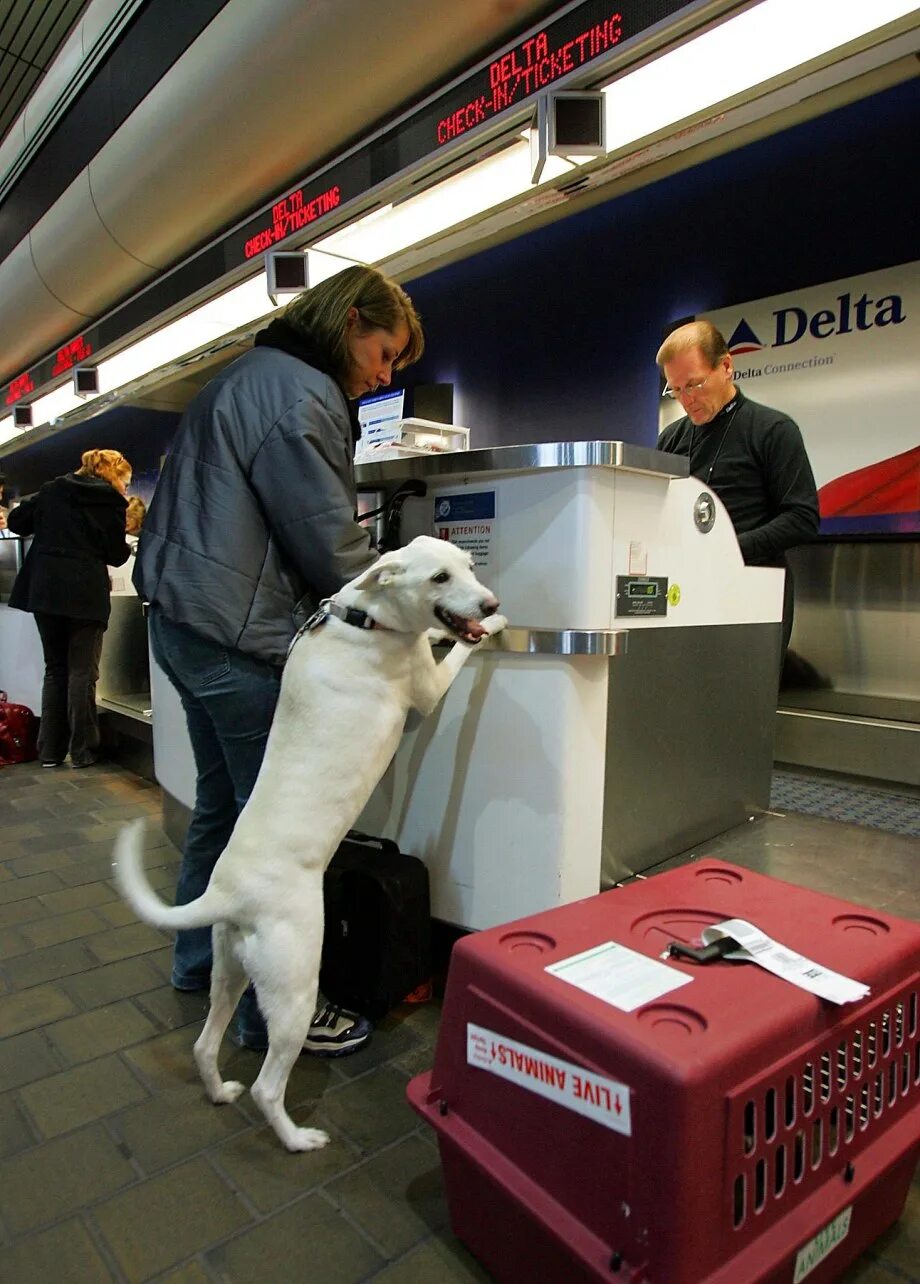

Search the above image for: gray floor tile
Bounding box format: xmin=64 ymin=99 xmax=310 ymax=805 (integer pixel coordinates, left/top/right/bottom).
xmin=0 ymin=1029 xmax=64 ymax=1092
xmin=213 ymin=1113 xmax=361 ymax=1213
xmin=0 ymin=1123 xmax=136 ymax=1235
xmin=206 ymin=1192 xmax=383 ymax=1284
xmin=85 ymin=921 xmax=170 ymax=964
xmin=325 ymin=1134 xmax=450 ymax=1259
xmin=0 ymin=871 xmax=65 ymax=904
xmin=114 ymin=1075 xmax=252 ymax=1172
xmin=132 ymin=983 xmax=209 ymax=1031
xmin=93 ymin=1157 xmax=253 ymax=1282
xmin=374 ymin=1235 xmax=492 ymax=1282
xmin=0 ymin=1091 xmax=35 ymax=1159
xmin=19 ymin=1053 xmax=150 ymax=1137
xmin=0 ymin=1218 xmax=119 ymax=1282
xmin=322 ymin=1065 xmax=418 ymax=1154
xmin=20 ymin=906 xmax=109 ymax=948
xmin=0 ymin=981 xmax=78 ymax=1036
xmin=61 ymin=955 xmax=165 ymax=1010
xmin=4 ymin=937 xmax=96 ymax=988
xmin=46 ymin=998 xmax=158 ymax=1064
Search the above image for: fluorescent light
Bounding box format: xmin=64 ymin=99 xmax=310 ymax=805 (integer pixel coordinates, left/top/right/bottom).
xmin=315 ymin=142 xmax=580 ymax=262
xmin=0 ymin=416 xmax=24 ymax=445
xmin=98 ymin=250 xmax=355 ymax=398
xmin=30 ymin=383 xmax=85 ymax=426
xmin=98 ymin=273 xmax=276 ymax=395
xmin=603 ymin=0 xmax=917 ymax=153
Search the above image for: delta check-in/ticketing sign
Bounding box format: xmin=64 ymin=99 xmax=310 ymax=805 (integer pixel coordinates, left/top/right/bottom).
xmin=2 ymin=0 xmax=696 ymax=411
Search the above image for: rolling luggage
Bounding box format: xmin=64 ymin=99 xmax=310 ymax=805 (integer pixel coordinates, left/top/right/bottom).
xmin=320 ymin=830 xmax=431 ymax=1019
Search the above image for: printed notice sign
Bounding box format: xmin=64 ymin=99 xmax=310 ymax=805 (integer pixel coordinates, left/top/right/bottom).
xmin=793 ymin=1207 xmax=852 ymax=1282
xmin=546 ymin=940 xmax=693 ymax=1012
xmin=434 ymin=490 xmax=496 ymax=572
xmin=467 ymin=1023 xmax=631 ymax=1135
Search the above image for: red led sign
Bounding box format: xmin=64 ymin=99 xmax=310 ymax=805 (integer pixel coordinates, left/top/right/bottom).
xmin=5 ymin=372 xmax=34 ymax=406
xmin=244 ymin=184 xmax=342 ymax=259
xmin=52 ymin=335 xmax=93 ymax=375
xmin=437 ymin=12 xmax=622 ymax=144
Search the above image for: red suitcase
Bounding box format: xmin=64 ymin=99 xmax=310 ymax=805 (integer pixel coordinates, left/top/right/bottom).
xmin=409 ymin=861 xmax=920 ymax=1283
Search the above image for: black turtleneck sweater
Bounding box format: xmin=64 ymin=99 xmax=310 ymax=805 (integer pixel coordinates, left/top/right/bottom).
xmin=657 ymin=389 xmax=819 ymax=566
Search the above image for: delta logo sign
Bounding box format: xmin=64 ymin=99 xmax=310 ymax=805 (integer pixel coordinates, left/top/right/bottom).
xmin=724 ymin=289 xmax=906 ymax=358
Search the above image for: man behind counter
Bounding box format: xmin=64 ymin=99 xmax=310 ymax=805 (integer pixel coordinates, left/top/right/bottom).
xmin=655 ymin=320 xmax=819 ymax=655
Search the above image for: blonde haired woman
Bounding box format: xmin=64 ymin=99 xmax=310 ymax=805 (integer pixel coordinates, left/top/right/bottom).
xmin=136 ymin=264 xmax=424 ymax=1055
xmin=8 ymin=449 xmax=132 ymax=766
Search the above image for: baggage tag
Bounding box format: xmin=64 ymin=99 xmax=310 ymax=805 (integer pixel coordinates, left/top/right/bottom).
xmin=700 ymin=918 xmax=871 ymax=1005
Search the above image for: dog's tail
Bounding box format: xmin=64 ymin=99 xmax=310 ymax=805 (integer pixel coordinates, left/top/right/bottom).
xmin=113 ymin=819 xmax=231 ymax=931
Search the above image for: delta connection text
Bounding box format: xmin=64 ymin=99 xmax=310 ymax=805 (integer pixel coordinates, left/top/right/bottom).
xmin=731 ymin=289 xmax=905 ymax=379
xmin=437 ymin=12 xmax=623 ymax=145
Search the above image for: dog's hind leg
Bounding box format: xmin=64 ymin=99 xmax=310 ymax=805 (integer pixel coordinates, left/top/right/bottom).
xmin=193 ymin=922 xmax=248 ymax=1105
xmin=247 ymin=918 xmax=329 ymax=1152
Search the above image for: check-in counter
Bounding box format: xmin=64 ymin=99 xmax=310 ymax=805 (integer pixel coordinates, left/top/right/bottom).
xmin=0 ymin=533 xmax=151 ymax=728
xmin=147 ymin=439 xmax=784 ymax=929
xmin=353 ymin=440 xmax=785 ymax=930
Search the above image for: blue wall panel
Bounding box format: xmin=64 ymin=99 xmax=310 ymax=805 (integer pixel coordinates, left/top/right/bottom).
xmin=402 ymin=78 xmax=918 ymax=449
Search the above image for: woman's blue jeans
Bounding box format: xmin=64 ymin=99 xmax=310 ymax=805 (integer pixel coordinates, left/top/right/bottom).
xmin=148 ymin=606 xmax=282 ymax=1042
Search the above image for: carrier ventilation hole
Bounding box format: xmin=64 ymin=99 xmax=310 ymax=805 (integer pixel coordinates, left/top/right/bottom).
xmin=820 ymin=1051 xmax=832 ymax=1103
xmin=733 ymin=995 xmax=920 ymax=1233
xmin=836 ymin=1041 xmax=848 ymax=1092
xmin=754 ymin=1159 xmax=766 ymax=1212
xmin=811 ymin=1117 xmax=823 ymax=1170
xmin=845 ymin=1095 xmax=856 ymax=1143
xmin=774 ymin=1144 xmax=786 ymax=1197
xmin=793 ymin=1130 xmax=805 ymax=1182
xmin=827 ymin=1106 xmax=839 ymax=1157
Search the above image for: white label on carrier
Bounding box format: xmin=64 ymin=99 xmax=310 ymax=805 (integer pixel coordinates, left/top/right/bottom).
xmin=467 ymin=1023 xmax=632 ymax=1135
xmin=701 ymin=919 xmax=871 ymax=1005
xmin=545 ymin=940 xmax=693 ymax=1011
xmin=793 ymin=1207 xmax=852 ymax=1282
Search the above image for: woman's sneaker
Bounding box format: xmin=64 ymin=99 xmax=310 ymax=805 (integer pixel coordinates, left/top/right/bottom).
xmin=303 ymin=1002 xmax=373 ymax=1057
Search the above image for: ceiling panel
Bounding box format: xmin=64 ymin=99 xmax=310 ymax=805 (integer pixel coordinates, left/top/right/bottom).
xmin=0 ymin=0 xmax=89 ymax=143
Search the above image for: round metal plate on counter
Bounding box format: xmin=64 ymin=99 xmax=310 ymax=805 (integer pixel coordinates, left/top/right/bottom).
xmin=693 ymin=491 xmax=716 ymax=533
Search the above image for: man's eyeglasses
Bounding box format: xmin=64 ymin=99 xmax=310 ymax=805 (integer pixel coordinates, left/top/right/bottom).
xmin=661 ymin=370 xmax=716 ymax=400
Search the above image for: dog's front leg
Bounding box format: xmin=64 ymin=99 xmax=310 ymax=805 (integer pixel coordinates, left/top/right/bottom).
xmin=411 ymin=615 xmax=506 ymax=716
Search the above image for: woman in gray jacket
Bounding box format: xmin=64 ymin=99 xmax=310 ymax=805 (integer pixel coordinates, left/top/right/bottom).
xmin=136 ymin=264 xmax=424 ymax=1055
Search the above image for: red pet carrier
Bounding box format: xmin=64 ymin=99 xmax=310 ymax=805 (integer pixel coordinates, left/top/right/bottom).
xmin=409 ymin=862 xmax=920 ymax=1283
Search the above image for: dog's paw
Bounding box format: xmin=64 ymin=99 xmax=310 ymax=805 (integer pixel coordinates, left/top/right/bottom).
xmin=286 ymin=1126 xmax=330 ymax=1153
xmin=481 ymin=613 xmax=508 ymax=636
xmin=212 ymin=1080 xmax=247 ymax=1104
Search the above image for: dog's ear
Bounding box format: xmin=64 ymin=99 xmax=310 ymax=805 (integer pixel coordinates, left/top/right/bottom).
xmin=351 ymin=560 xmax=405 ymax=592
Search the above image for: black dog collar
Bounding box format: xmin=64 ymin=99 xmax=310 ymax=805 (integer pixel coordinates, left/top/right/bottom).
xmin=287 ymin=598 xmax=388 ymax=660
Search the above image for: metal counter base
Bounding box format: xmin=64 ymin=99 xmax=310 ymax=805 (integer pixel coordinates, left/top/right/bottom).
xmin=775 ymin=706 xmax=920 ymax=787
xmin=359 ymin=621 xmax=781 ymax=931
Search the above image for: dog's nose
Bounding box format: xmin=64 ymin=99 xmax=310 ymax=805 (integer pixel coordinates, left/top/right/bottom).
xmin=481 ymin=596 xmax=499 ymax=616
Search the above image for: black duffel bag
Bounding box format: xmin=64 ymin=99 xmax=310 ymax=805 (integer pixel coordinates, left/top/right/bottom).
xmin=320 ymin=830 xmax=431 ymax=1020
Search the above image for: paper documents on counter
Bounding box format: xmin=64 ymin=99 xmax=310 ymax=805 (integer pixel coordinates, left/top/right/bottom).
xmin=701 ymin=918 xmax=870 ymax=1005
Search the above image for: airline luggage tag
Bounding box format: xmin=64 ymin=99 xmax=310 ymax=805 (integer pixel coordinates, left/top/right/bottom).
xmin=700 ymin=918 xmax=871 ymax=1005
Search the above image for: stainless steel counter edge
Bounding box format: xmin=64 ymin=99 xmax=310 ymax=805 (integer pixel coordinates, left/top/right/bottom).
xmin=355 ymin=440 xmax=688 ymax=485
xmin=440 ymin=626 xmax=630 ymax=656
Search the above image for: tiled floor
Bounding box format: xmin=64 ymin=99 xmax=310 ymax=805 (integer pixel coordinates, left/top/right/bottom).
xmin=0 ymin=758 xmax=917 ymax=1283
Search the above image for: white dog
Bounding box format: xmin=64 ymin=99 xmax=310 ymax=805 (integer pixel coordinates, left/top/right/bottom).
xmin=114 ymin=535 xmax=505 ymax=1151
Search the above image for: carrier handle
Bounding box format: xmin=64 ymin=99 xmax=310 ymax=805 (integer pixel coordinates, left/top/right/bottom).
xmin=667 ymin=936 xmax=741 ymax=964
